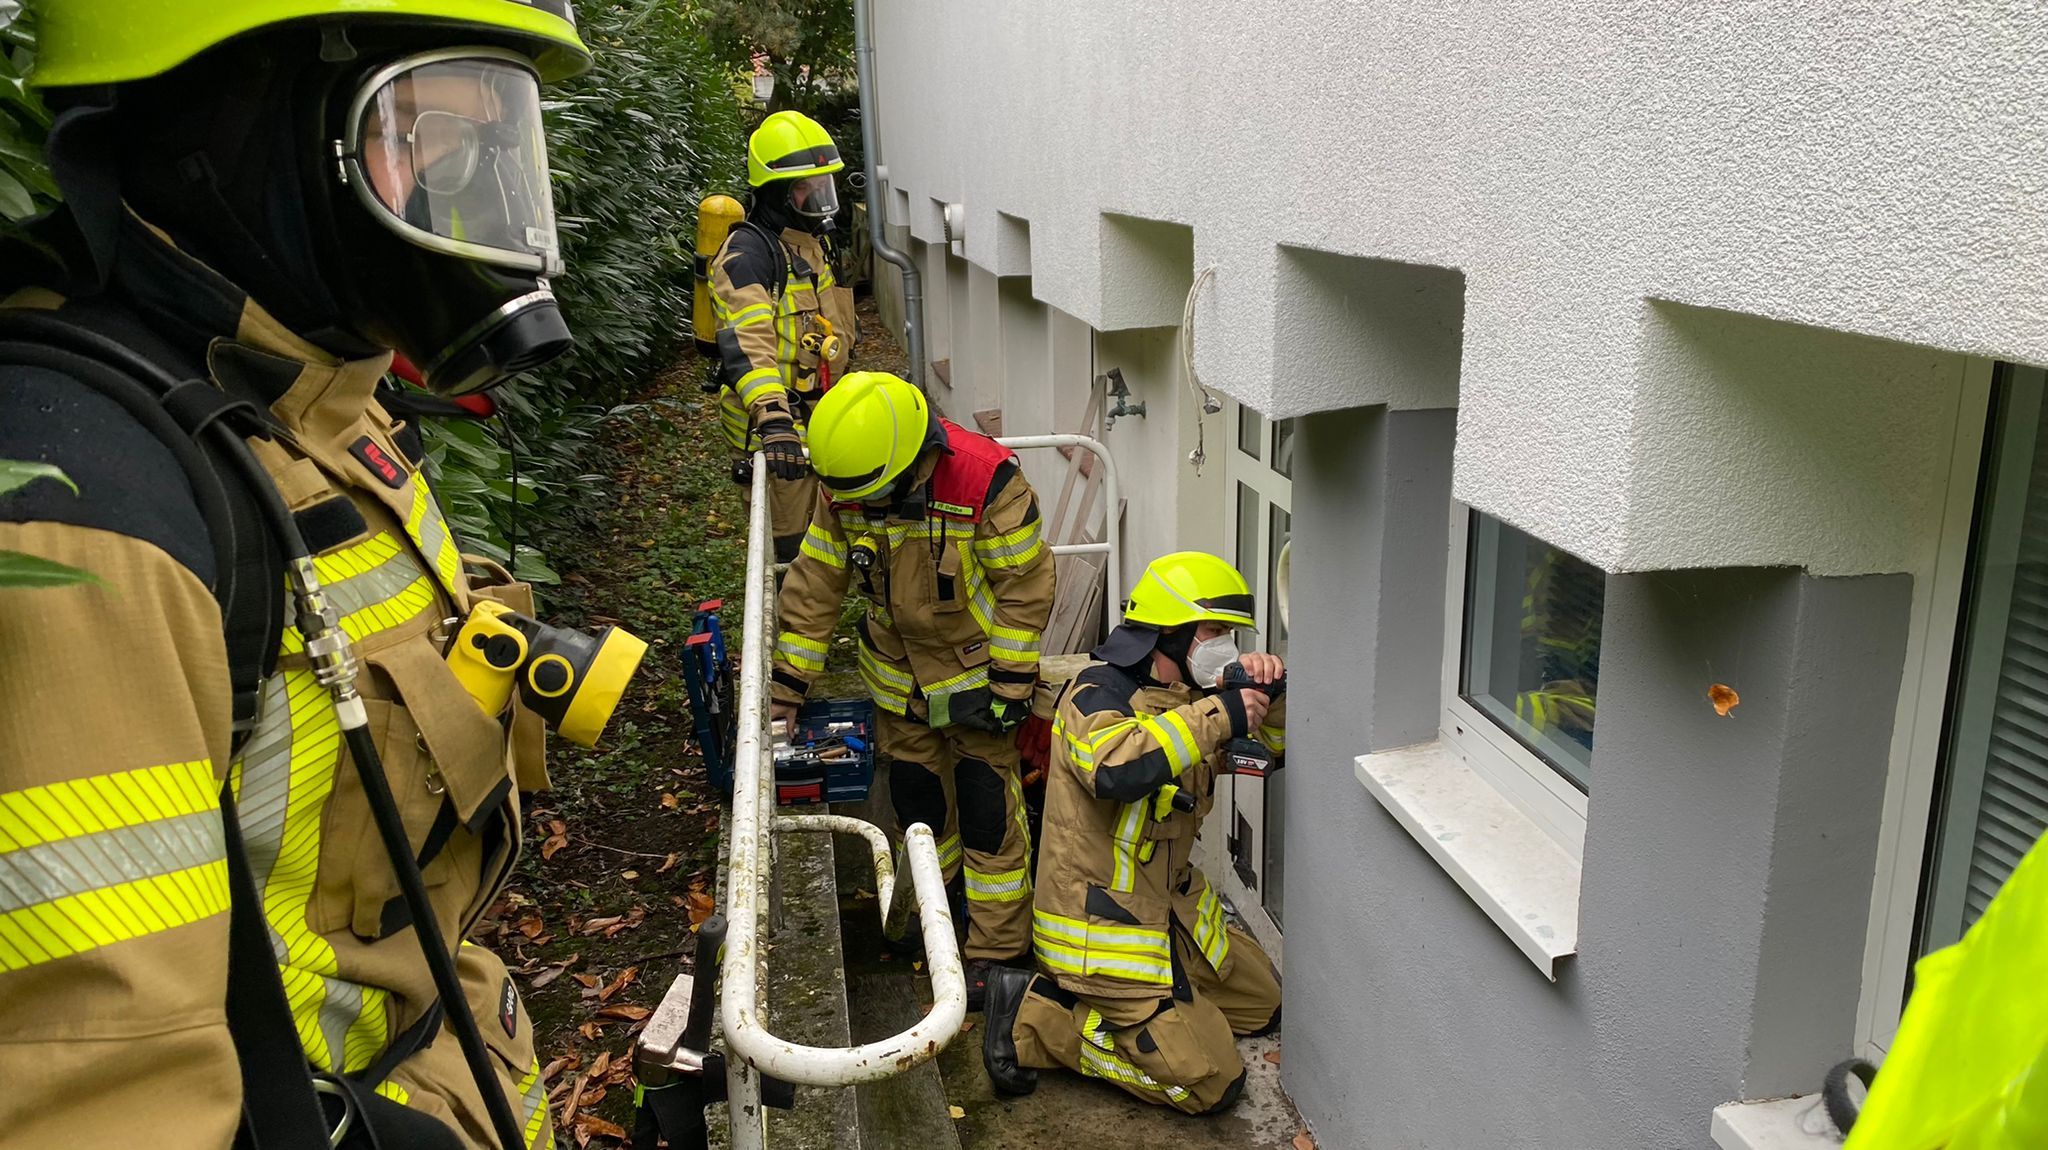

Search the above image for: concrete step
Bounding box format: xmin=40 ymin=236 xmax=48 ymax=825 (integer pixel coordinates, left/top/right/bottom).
xmin=708 ymin=815 xmax=862 ymax=1150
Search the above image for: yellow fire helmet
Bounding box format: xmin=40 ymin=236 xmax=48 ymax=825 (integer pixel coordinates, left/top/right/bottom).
xmin=746 ymin=110 xmax=845 ymax=187
xmin=31 ymin=0 xmax=593 ymax=88
xmin=806 ymin=372 xmax=931 ymax=502
xmin=1123 ymin=551 xmax=1257 ymax=630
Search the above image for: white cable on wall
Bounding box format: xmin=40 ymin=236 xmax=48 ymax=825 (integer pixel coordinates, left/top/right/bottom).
xmin=1183 ymin=265 xmax=1222 ymax=472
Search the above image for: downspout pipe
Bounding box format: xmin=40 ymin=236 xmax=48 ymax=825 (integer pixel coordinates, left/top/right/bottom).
xmin=853 ymin=0 xmax=927 ymax=392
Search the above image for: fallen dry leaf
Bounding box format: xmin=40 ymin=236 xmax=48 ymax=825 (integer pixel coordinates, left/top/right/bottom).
xmin=657 ymin=853 xmax=680 ymax=874
xmin=562 ymin=1072 xmax=591 ymax=1126
xmin=572 ymin=972 xmax=603 ymax=990
xmin=598 ymin=967 xmax=639 ymax=1004
xmin=587 ymin=1051 xmax=612 ymax=1082
xmin=515 ymin=912 xmax=546 ymax=940
xmin=660 ymin=792 xmax=681 ymax=810
xmin=1709 ymin=683 xmax=1741 ymax=716
xmin=948 ymin=1106 xmax=965 ymax=1120
xmin=1293 ymin=1131 xmax=1317 ymax=1150
xmin=1264 ymin=1049 xmax=1283 ymax=1065
xmin=579 ymin=915 xmax=624 ymax=935
xmin=597 ymin=1004 xmax=651 ymax=1022
xmin=685 ymin=891 xmax=716 ymax=928
xmin=528 ymin=965 xmax=568 ymax=990
xmin=959 ymin=1019 xmax=976 ymax=1033
xmin=541 ymin=832 xmax=570 ymax=861
xmin=541 ymin=1054 xmax=578 ymax=1085
xmin=621 ymin=870 xmax=640 ymax=881
xmin=577 ymin=1021 xmax=603 ymax=1041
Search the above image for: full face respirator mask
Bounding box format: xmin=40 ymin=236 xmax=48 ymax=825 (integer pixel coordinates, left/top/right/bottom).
xmin=325 ymin=47 xmax=573 ymax=395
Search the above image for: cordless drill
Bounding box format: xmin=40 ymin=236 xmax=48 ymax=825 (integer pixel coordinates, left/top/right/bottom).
xmin=1219 ymin=661 xmax=1286 ymax=777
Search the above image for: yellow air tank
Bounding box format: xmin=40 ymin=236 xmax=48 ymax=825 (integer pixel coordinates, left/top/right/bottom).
xmin=693 ymin=194 xmax=747 ymax=356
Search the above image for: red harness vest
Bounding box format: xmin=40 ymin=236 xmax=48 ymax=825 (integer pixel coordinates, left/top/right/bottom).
xmin=831 ymin=419 xmax=1014 ymax=521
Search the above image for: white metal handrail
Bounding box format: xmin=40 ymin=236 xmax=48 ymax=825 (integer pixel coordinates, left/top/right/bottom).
xmin=994 ymin=434 xmax=1121 ymax=614
xmin=719 ymin=454 xmax=966 ymax=1150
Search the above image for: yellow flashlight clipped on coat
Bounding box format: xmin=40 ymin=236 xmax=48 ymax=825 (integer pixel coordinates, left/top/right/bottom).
xmin=447 ymin=601 xmax=649 ymax=747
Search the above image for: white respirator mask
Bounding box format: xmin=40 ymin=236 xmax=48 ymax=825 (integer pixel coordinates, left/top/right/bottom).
xmin=1184 ymin=632 xmax=1243 ymax=690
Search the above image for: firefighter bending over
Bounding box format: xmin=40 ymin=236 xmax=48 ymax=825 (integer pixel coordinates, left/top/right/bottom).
xmin=769 ymin=372 xmax=1053 ymax=1010
xmin=981 ymin=551 xmax=1284 ymax=1115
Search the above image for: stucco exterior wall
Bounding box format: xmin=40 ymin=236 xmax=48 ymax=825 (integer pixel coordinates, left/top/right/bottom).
xmin=867 ymin=0 xmax=2048 ymax=576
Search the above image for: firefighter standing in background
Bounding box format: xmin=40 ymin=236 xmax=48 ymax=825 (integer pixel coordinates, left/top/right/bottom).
xmin=711 ymin=110 xmax=858 ymax=564
xmin=770 ymin=372 xmax=1053 ymax=1010
xmin=981 ymin=551 xmax=1284 ymax=1115
xmin=0 ymin=3 xmax=593 ymax=1146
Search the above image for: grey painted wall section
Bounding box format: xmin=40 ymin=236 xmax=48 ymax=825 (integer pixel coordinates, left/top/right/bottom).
xmin=1285 ymin=410 xmax=1913 ymax=1148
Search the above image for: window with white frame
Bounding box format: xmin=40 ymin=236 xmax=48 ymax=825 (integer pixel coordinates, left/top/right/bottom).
xmin=1919 ymin=362 xmax=2048 ymax=956
xmin=1443 ymin=508 xmax=1607 ymax=855
xmin=1224 ymin=403 xmax=1292 ymax=929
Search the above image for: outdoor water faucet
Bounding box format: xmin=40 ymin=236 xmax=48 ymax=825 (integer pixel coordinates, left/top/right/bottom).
xmin=1101 ymin=368 xmax=1147 ymax=430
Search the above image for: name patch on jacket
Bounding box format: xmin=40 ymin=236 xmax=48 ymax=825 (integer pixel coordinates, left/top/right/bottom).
xmin=351 ymin=435 xmax=408 ymax=488
xmin=500 ymin=977 xmax=518 ymax=1037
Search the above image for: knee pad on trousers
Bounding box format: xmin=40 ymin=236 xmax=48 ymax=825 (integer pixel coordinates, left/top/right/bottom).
xmin=890 ymin=759 xmax=948 ymax=832
xmin=772 ymin=533 xmax=803 ymax=565
xmin=1197 ymin=1069 xmax=1249 ymax=1117
xmin=954 ymin=756 xmax=1008 ymax=854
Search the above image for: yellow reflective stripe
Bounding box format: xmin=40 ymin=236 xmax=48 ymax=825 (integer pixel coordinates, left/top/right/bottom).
xmin=857 ymin=645 xmax=913 ymax=689
xmin=518 ymin=1053 xmax=551 ymax=1149
xmin=0 ymin=858 xmax=229 ymax=972
xmin=936 ymin=834 xmax=963 ymax=871
xmin=724 ymin=301 xmax=774 ymax=327
xmin=1032 ymin=936 xmax=1174 ymax=986
xmin=974 ymin=521 xmax=1044 ymax=568
xmin=278 ymin=573 xmax=436 ymax=655
xmin=1193 ymin=883 xmax=1231 ymax=971
xmin=0 ymin=759 xmax=218 ymax=849
xmin=964 ymin=865 xmax=1031 ymax=902
xmin=776 ymin=631 xmax=830 ymax=672
xmin=736 ymin=368 xmax=786 ymax=405
xmin=402 ymin=477 xmax=463 ymax=600
xmin=235 ymin=668 xmax=392 ymax=1073
xmin=799 ymin=525 xmax=846 ymax=568
xmin=1141 ymin=711 xmax=1199 ymax=776
xmin=1260 ymin=723 xmax=1287 ymax=752
xmin=1053 ymin=714 xmax=1096 ymax=768
xmin=1030 ymin=909 xmax=1170 ymax=957
xmin=310 ymin=530 xmax=399 ymax=583
xmin=924 ymin=665 xmax=990 ymax=699
xmin=376 ymin=1080 xmax=410 ymax=1105
xmin=1076 ymin=1041 xmax=1190 ymax=1100
xmin=963 ymin=560 xmax=998 ymax=633
xmin=1111 ymin=800 xmax=1146 ymax=892
xmin=987 ymin=625 xmax=1041 ymax=665
xmin=0 ymin=759 xmax=231 ymax=971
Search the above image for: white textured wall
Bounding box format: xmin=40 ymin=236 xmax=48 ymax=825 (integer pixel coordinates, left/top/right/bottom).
xmin=868 ymin=0 xmax=2048 ymax=575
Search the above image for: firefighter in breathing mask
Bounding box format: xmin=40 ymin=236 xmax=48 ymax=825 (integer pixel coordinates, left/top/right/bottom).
xmin=0 ymin=3 xmax=596 ymax=1147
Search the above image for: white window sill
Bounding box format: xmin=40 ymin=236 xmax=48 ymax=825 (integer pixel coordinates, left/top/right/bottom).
xmin=1354 ymin=741 xmax=1580 ymax=979
xmin=1711 ymin=1096 xmax=1844 ymax=1150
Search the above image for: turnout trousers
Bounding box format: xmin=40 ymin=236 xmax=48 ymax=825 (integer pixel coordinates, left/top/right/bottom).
xmin=876 ymin=709 xmax=1032 ymax=961
xmin=1012 ymin=921 xmax=1279 ymax=1115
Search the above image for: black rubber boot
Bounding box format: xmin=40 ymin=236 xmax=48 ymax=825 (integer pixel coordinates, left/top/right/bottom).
xmin=981 ymin=966 xmax=1039 ymax=1096
xmin=965 ymin=958 xmax=993 ymax=1014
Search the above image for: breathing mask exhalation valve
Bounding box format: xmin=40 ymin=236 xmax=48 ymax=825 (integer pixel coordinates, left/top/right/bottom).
xmin=447 ymin=601 xmax=648 ymax=747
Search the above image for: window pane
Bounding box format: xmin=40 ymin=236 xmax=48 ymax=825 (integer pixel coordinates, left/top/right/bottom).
xmin=1236 ymin=482 xmax=1261 ymax=605
xmin=1922 ymin=364 xmax=2048 ymax=956
xmin=1239 ymin=406 xmax=1265 ymax=459
xmin=1461 ymin=513 xmax=1605 ymax=788
xmin=1273 ymin=418 xmax=1296 ymax=479
xmin=1267 ymin=504 xmax=1291 ymax=658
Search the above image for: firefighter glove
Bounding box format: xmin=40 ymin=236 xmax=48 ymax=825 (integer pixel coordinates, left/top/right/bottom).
xmin=950 ymin=687 xmax=1028 ymax=735
xmin=757 ymin=417 xmax=809 ymax=480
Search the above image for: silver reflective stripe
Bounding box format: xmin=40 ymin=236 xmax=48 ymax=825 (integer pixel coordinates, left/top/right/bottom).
xmin=322 ymin=544 xmax=430 ymax=619
xmin=0 ymin=809 xmax=224 ymax=913
xmin=236 ymin=671 xmax=298 ymax=894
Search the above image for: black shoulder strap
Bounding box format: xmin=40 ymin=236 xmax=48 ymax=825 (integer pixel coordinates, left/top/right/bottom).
xmin=0 ymin=306 xmax=286 ymax=745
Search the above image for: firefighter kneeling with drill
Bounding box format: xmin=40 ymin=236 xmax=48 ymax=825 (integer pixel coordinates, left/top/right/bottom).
xmin=981 ymin=551 xmax=1284 ymax=1115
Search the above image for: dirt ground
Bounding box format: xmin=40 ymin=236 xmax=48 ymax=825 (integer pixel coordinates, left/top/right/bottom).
xmin=471 ymin=294 xmax=897 ymax=1147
